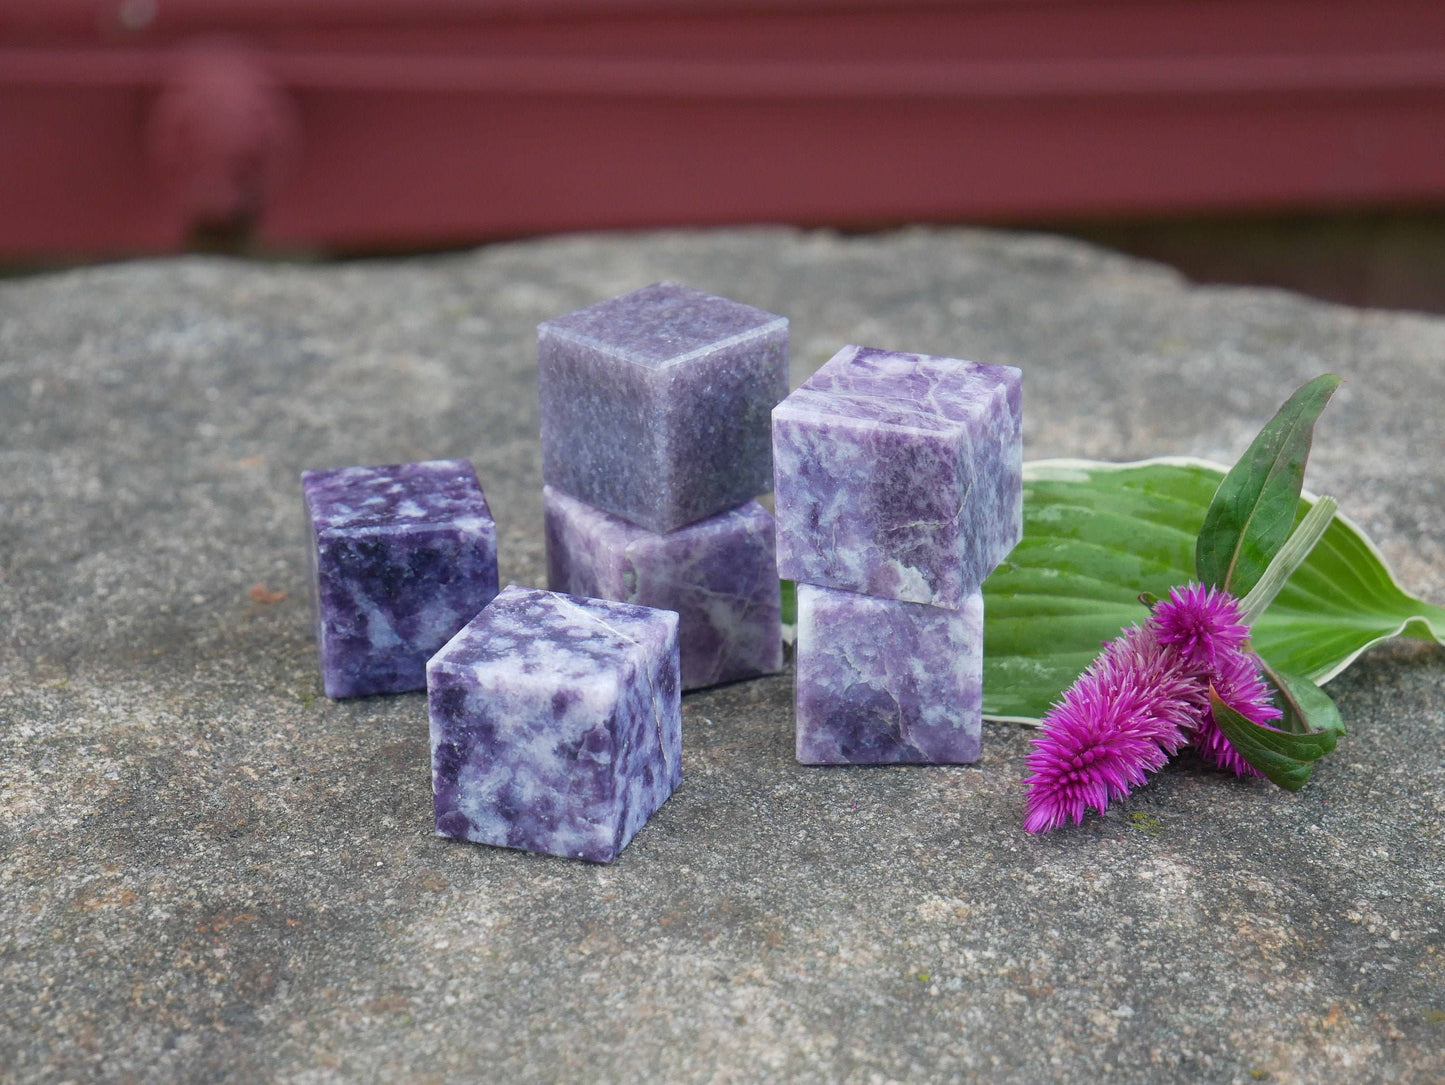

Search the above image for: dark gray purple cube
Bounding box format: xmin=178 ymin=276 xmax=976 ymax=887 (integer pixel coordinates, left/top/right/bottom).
xmin=794 ymin=583 xmax=983 ymax=765
xmin=428 ymin=585 xmax=681 ymax=864
xmin=543 ymin=485 xmax=782 ymax=691
xmin=538 ymin=281 xmax=789 ymax=533
xmin=773 ymin=345 xmax=1022 ymax=610
xmin=302 ymin=459 xmax=498 ymax=699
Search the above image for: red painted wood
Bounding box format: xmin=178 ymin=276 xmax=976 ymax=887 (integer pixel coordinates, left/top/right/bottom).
xmin=3 ymin=1 xmax=1444 ymax=258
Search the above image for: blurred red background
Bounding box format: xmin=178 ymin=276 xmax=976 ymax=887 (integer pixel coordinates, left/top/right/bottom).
xmin=4 ymin=0 xmax=1444 ymax=306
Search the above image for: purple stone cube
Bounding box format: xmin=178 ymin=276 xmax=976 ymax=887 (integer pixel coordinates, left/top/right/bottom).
xmin=773 ymin=344 xmax=1022 ymax=610
xmin=795 ymin=583 xmax=983 ymax=765
xmin=302 ymin=459 xmax=498 ymax=699
xmin=428 ymin=585 xmax=682 ymax=864
xmin=544 ymin=485 xmax=782 ymax=691
xmin=538 ymin=281 xmax=788 ymax=533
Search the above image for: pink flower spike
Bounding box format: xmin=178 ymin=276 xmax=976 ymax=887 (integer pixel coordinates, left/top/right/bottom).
xmin=1190 ymin=650 xmax=1284 ymax=778
xmin=1095 ymin=625 xmax=1207 ymax=755
xmin=1023 ymin=624 xmax=1197 ymax=834
xmin=1023 ymin=583 xmax=1288 ymax=832
xmin=1150 ymin=583 xmax=1250 ymax=671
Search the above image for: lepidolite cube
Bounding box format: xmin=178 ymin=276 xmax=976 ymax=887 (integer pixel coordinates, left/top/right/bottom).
xmin=795 ymin=583 xmax=983 ymax=765
xmin=538 ymin=281 xmax=788 ymax=533
xmin=773 ymin=345 xmax=1022 ymax=610
xmin=428 ymin=586 xmax=682 ymax=864
xmin=302 ymin=459 xmax=498 ymax=699
xmin=544 ymin=485 xmax=782 ymax=691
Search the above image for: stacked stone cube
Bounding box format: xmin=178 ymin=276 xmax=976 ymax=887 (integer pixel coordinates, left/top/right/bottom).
xmin=773 ymin=345 xmax=1023 ymax=764
xmin=539 ymin=282 xmax=788 ymax=691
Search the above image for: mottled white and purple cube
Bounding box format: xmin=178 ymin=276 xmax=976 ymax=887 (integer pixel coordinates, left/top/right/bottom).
xmin=544 ymin=485 xmax=782 ymax=691
xmin=538 ymin=281 xmax=788 ymax=533
xmin=302 ymin=459 xmax=498 ymax=699
xmin=428 ymin=586 xmax=682 ymax=864
xmin=773 ymin=345 xmax=1022 ymax=610
xmin=795 ymin=583 xmax=984 ymax=765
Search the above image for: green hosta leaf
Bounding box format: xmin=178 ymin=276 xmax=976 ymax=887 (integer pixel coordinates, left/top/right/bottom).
xmin=780 ymin=578 xmax=797 ymax=627
xmin=982 ymin=457 xmax=1445 ymax=723
xmin=1195 ymin=374 xmax=1342 ymax=595
xmin=1208 ymin=684 xmax=1341 ymax=791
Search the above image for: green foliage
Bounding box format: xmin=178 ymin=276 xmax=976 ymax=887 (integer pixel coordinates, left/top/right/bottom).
xmin=1208 ymin=685 xmax=1342 ymax=791
xmin=982 ymin=458 xmax=1445 ymax=722
xmin=1255 ymin=657 xmax=1345 ymax=740
xmin=1195 ymin=375 xmax=1341 ymax=595
xmin=780 ymin=578 xmax=796 ymax=627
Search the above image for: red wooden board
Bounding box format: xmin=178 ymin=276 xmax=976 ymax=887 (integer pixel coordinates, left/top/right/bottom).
xmin=3 ymin=0 xmax=1444 ymax=258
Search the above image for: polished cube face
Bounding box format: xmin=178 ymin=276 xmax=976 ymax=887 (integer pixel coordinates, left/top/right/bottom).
xmin=302 ymin=459 xmax=498 ymax=699
xmin=773 ymin=345 xmax=1022 ymax=610
xmin=544 ymin=485 xmax=782 ymax=691
xmin=794 ymin=583 xmax=984 ymax=766
xmin=538 ymin=281 xmax=789 ymax=533
xmin=428 ymin=586 xmax=681 ymax=864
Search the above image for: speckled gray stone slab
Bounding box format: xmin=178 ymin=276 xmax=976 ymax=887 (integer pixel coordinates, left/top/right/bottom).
xmin=795 ymin=583 xmax=983 ymax=765
xmin=428 ymin=585 xmax=681 ymax=864
xmin=302 ymin=459 xmax=499 ymax=698
xmin=544 ymin=485 xmax=782 ymax=691
xmin=773 ymin=344 xmax=1022 ymax=609
xmin=3 ymin=228 xmax=1443 ymax=1084
xmin=538 ymin=281 xmax=788 ymax=532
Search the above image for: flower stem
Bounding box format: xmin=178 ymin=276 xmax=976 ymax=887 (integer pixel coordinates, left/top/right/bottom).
xmin=1239 ymin=496 xmax=1338 ymax=626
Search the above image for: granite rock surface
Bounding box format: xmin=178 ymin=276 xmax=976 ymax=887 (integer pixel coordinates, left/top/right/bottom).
xmin=429 ymin=585 xmax=681 ymax=864
xmin=302 ymin=459 xmax=498 ymax=698
xmin=2 ymin=228 xmax=1443 ymax=1084
xmin=795 ymin=583 xmax=984 ymax=765
xmin=538 ymin=281 xmax=788 ymax=532
xmin=774 ymin=345 xmax=1022 ymax=608
xmin=545 ymin=485 xmax=782 ymax=691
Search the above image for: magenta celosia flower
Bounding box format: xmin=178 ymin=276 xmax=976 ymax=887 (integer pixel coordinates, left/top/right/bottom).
xmin=1024 ymin=582 xmax=1283 ymax=833
xmin=1189 ymin=649 xmax=1283 ymax=777
xmin=1095 ymin=624 xmax=1209 ymax=748
xmin=1146 ymin=582 xmax=1280 ymax=777
xmin=1023 ymin=624 xmax=1196 ymax=833
xmin=1022 ymin=672 xmax=1168 ymax=833
xmin=1151 ymin=583 xmax=1250 ymax=671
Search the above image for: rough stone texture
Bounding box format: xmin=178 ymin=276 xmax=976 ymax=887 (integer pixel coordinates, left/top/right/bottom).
xmin=538 ymin=281 xmax=789 ymax=532
xmin=795 ymin=583 xmax=984 ymax=765
xmin=429 ymin=585 xmax=681 ymax=864
xmin=545 ymin=484 xmax=782 ymax=691
xmin=774 ymin=345 xmax=1023 ymax=608
xmin=1 ymin=228 xmax=1443 ymax=1084
xmin=302 ymin=459 xmax=498 ymax=698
